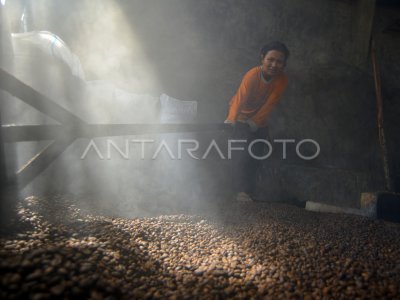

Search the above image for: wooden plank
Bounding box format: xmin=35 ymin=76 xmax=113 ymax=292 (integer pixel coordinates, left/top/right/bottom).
xmin=2 ymin=123 xmax=229 ymax=142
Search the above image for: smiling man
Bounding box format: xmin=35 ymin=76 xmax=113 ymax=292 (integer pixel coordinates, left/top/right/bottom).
xmin=224 ymin=41 xmax=290 ymax=202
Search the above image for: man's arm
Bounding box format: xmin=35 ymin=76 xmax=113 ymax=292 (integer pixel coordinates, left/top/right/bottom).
xmin=225 ymin=71 xmax=254 ymax=124
xmin=250 ymin=75 xmax=288 ymax=129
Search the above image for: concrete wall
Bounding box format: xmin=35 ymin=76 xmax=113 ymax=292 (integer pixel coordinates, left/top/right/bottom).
xmin=3 ymin=0 xmax=399 ymax=209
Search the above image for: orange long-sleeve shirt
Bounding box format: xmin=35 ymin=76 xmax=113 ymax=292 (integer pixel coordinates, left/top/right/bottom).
xmin=226 ymin=66 xmax=288 ymax=128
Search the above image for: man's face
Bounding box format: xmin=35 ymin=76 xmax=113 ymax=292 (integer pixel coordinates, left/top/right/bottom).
xmin=261 ymin=50 xmax=286 ymax=78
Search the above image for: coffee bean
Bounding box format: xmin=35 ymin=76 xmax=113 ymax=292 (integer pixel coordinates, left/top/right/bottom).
xmin=1 ymin=196 xmax=400 ymax=299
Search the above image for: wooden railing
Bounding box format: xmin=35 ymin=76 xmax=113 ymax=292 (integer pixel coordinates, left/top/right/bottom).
xmin=0 ymin=68 xmax=226 ymax=189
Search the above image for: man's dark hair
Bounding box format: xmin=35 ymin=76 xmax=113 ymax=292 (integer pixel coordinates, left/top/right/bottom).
xmin=260 ymin=41 xmax=290 ymax=61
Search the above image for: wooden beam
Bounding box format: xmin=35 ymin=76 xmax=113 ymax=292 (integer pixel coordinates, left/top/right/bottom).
xmin=0 ymin=68 xmax=86 ymax=126
xmin=2 ymin=125 xmax=65 ymax=142
xmin=78 ymin=123 xmax=228 ymax=138
xmin=2 ymin=123 xmax=229 ymax=142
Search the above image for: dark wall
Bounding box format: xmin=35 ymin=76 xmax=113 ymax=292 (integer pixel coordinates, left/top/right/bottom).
xmin=3 ymin=0 xmax=399 ymax=208
xmin=20 ymin=0 xmax=357 ymax=121
xmin=374 ymin=5 xmax=400 ymax=193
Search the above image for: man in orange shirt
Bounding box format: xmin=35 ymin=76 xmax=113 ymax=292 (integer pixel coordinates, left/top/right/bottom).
xmin=225 ymin=41 xmax=289 ymax=202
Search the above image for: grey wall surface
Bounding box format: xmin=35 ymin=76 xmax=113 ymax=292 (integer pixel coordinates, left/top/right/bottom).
xmin=374 ymin=5 xmax=400 ymax=193
xmin=3 ymin=0 xmax=399 ymax=210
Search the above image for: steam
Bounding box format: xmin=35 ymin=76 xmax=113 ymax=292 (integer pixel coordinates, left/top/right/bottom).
xmin=1 ymin=0 xmax=230 ymax=218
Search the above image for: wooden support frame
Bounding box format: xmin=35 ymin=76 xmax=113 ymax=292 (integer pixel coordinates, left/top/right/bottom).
xmin=0 ymin=68 xmax=226 ymax=189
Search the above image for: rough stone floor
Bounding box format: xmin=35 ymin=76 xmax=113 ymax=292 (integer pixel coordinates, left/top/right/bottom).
xmin=1 ymin=195 xmax=399 ymax=299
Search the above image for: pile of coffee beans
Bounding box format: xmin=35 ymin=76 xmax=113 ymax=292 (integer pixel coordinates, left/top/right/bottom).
xmin=1 ymin=195 xmax=399 ymax=299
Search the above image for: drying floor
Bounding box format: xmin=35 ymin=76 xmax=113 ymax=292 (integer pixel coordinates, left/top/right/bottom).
xmin=1 ymin=195 xmax=400 ymax=299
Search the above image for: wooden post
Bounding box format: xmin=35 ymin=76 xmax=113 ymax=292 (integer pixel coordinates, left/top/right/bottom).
xmin=371 ymin=39 xmax=393 ymax=192
xmin=0 ymin=107 xmax=20 ymax=232
xmin=0 ymin=114 xmax=7 ymax=190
